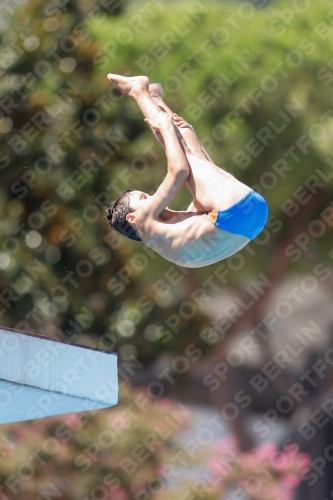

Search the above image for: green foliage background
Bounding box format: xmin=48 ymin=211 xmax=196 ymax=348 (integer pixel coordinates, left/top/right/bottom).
xmin=1 ymin=0 xmax=333 ymax=363
xmin=0 ymin=1 xmax=331 ymax=498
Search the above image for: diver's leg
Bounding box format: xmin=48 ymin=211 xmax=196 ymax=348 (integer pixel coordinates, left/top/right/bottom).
xmin=149 ymin=83 xmax=213 ymax=162
xmin=149 ymin=83 xmax=250 ymax=211
xmin=106 ymin=76 xmax=249 ymax=211
xmin=107 ymin=74 xmax=189 ymax=153
xmin=185 ymin=151 xmax=252 ymax=211
xmin=107 ymin=74 xmax=161 ymax=120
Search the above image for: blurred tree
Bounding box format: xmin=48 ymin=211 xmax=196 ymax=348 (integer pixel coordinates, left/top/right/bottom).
xmin=1 ymin=0 xmax=333 ymax=367
xmin=0 ymin=0 xmax=329 ymax=497
xmin=88 ymin=0 xmax=333 ymax=365
xmin=0 ymin=383 xmax=309 ymax=500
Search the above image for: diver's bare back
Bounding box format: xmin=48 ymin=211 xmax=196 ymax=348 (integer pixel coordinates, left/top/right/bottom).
xmin=136 ymin=208 xmax=250 ymax=268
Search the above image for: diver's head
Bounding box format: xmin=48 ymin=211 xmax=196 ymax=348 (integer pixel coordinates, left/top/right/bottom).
xmin=106 ymin=189 xmax=149 ymax=241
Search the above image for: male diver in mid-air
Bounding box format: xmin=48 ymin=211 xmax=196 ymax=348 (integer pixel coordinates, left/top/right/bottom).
xmin=106 ymin=74 xmax=268 ymax=268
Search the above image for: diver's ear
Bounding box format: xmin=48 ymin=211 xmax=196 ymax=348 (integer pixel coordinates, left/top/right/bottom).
xmin=126 ymin=213 xmax=135 ymax=224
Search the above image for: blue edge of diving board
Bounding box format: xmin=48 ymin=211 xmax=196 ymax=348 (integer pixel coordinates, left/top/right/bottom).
xmin=0 ymin=324 xmax=118 ymax=425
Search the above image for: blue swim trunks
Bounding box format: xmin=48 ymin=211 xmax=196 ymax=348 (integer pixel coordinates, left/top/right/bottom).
xmin=207 ymin=190 xmax=268 ymax=240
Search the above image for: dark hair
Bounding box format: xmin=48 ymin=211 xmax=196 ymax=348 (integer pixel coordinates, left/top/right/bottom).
xmin=105 ymin=189 xmax=142 ymax=241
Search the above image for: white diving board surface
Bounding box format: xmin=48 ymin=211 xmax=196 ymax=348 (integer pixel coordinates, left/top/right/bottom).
xmin=0 ymin=325 xmax=118 ymax=424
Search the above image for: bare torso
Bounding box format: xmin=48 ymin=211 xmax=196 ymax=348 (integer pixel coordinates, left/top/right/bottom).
xmin=137 ymin=208 xmax=250 ymax=268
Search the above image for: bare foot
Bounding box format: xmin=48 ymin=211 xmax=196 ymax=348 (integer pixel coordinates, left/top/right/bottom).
xmin=149 ymin=83 xmax=174 ymax=116
xmin=149 ymin=83 xmax=163 ymax=100
xmin=107 ymin=74 xmax=149 ymax=98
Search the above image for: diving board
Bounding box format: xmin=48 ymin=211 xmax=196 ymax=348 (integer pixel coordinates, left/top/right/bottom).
xmin=0 ymin=325 xmax=118 ymax=424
